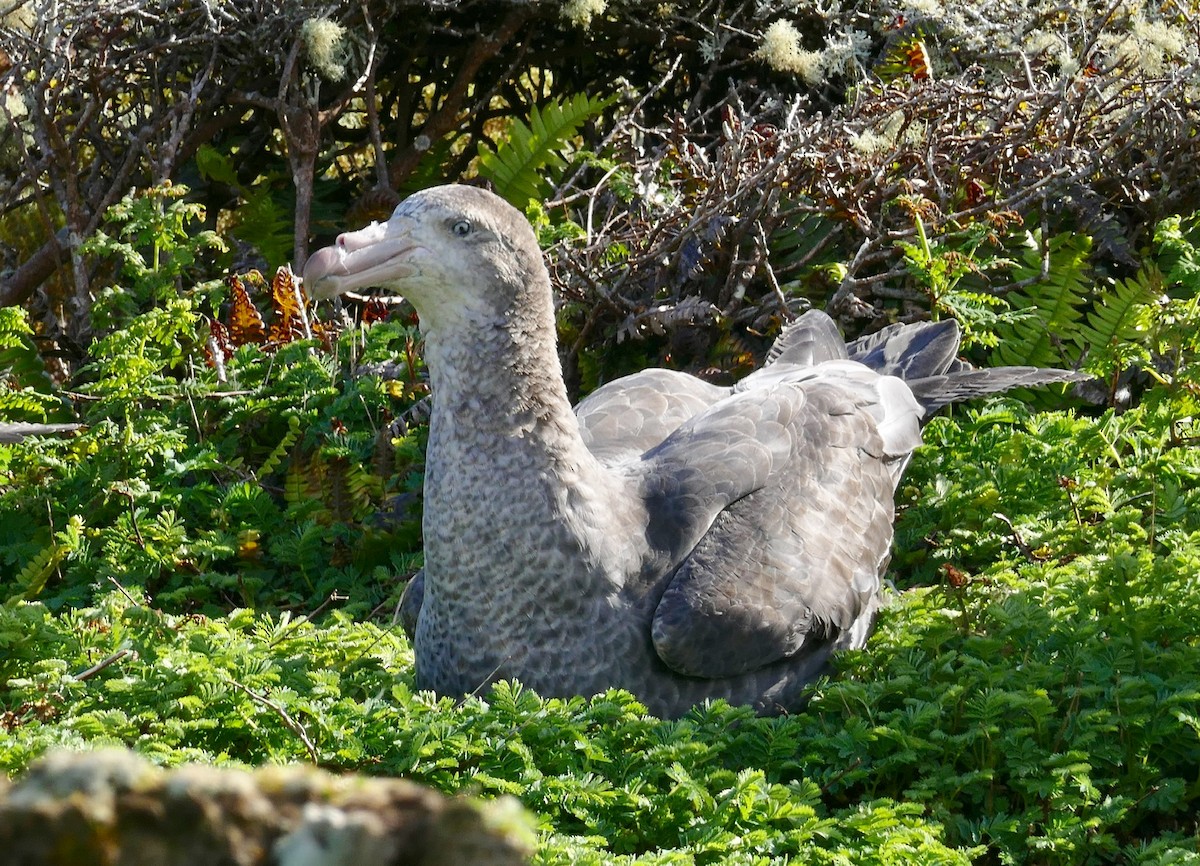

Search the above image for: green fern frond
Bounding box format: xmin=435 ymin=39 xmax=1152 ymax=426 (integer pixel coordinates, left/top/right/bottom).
xmin=232 ymin=186 xmax=294 ymax=266
xmin=938 ymin=288 xmax=1025 ymax=350
xmin=769 ymin=206 xmax=837 ymax=273
xmin=1153 ymin=213 xmax=1200 ymax=291
xmin=1 ymin=306 xmax=69 ymax=422
xmin=477 ymin=93 xmax=617 ymax=208
xmin=1079 ymin=265 xmax=1162 ymax=386
xmin=16 ymin=544 xmax=64 ymax=599
xmin=285 ymin=453 xmax=326 ymax=508
xmin=0 ymin=388 xmax=63 ymax=420
xmin=258 ymin=415 xmax=302 ymax=478
xmin=1079 ymin=266 xmax=1162 ymax=356
xmin=221 ymin=481 xmax=280 ymax=526
xmin=0 ymin=306 xmax=35 ymax=348
xmin=993 ymin=233 xmax=1092 ymax=368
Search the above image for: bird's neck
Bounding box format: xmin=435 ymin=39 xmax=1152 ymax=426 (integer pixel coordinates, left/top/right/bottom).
xmin=422 ymin=308 xmax=582 ymax=449
xmin=417 ymin=276 xmax=619 ymax=534
xmin=417 ymin=305 xmax=625 ymax=602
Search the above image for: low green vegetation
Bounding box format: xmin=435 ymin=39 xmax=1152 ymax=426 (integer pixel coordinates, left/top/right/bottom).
xmin=3 ymin=201 xmax=1199 ymax=863
xmin=1 ymin=188 xmax=427 ymax=614
xmin=2 ymin=395 xmax=1198 ymax=863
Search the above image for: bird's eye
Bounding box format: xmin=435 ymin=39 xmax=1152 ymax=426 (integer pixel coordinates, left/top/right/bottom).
xmin=451 ymin=219 xmax=472 ymax=237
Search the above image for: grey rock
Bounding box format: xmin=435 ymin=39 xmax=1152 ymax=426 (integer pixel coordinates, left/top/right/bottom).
xmin=304 ymin=184 xmax=1082 ymax=718
xmin=0 ymin=749 xmax=534 ymax=866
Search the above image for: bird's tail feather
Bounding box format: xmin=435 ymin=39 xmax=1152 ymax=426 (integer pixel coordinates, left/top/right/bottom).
xmin=788 ymin=311 xmax=1085 ymax=416
xmin=0 ymin=422 xmax=83 ymax=444
xmin=908 ymin=367 xmax=1086 ymax=416
xmin=765 ymin=311 xmax=1084 ymax=416
xmin=846 ymin=318 xmax=963 ymax=380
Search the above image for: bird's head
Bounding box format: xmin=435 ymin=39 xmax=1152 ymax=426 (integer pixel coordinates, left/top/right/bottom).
xmin=303 ymin=184 xmax=546 ymax=333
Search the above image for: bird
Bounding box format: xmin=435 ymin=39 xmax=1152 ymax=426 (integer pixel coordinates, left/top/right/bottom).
xmin=303 ymin=184 xmax=1081 ymax=718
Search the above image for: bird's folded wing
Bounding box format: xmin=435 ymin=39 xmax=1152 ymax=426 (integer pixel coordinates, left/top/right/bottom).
xmin=632 ymin=385 xmax=809 ymax=562
xmin=761 ymin=308 xmax=849 ymax=368
xmin=646 ymin=382 xmax=899 ymax=679
xmin=575 ymin=368 xmax=729 ymax=460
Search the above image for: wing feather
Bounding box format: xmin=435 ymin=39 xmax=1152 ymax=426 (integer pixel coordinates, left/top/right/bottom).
xmin=649 ymin=378 xmax=905 ymax=679
xmin=575 ymin=369 xmax=729 ymax=460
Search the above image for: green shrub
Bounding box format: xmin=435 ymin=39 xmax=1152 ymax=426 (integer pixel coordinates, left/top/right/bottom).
xmin=0 ymin=311 xmax=426 ymax=612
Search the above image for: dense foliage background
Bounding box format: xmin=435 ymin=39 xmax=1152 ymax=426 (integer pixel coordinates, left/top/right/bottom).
xmin=2 ymin=0 xmax=1199 ymax=862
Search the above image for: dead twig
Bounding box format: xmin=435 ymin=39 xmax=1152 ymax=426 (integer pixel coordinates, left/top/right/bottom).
xmin=992 ymin=512 xmax=1037 ymax=562
xmin=224 ymin=676 xmax=320 ymax=764
xmin=75 ymin=648 xmax=135 ymax=682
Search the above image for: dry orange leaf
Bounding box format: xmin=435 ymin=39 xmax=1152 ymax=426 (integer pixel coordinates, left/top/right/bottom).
xmin=227 ymin=274 xmax=266 ymax=346
xmin=266 ymin=265 xmax=310 ymax=346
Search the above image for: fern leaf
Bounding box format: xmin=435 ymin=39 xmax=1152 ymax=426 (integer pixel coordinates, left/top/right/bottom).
xmin=327 ymin=456 xmax=353 ymax=523
xmin=17 ymin=544 xmax=64 ymax=599
xmin=227 ymin=275 xmax=267 ymax=347
xmin=477 ymin=93 xmax=616 ymax=208
xmin=876 ymin=35 xmax=933 ymax=84
xmin=0 ymin=306 xmax=35 ymax=348
xmin=1078 ymin=265 xmax=1161 ymax=383
xmin=258 ymin=415 xmax=302 ymax=478
xmin=195 ymin=143 xmax=239 ymax=186
xmin=232 ymin=187 xmax=293 ymax=265
xmin=0 ymin=388 xmax=61 ymax=419
xmin=266 ymin=266 xmax=311 ymax=347
xmin=769 ymin=206 xmax=837 ymax=273
xmin=285 ymin=453 xmax=326 ymax=508
xmin=993 ymin=233 xmax=1091 ymax=368
xmin=1078 ymin=265 xmax=1161 ymax=353
xmin=0 ymin=306 xmax=62 ymax=415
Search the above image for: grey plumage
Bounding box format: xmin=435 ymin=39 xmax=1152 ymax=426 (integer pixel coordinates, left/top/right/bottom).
xmin=0 ymin=423 xmax=81 ymax=444
xmin=303 ymin=184 xmax=1082 ymax=718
